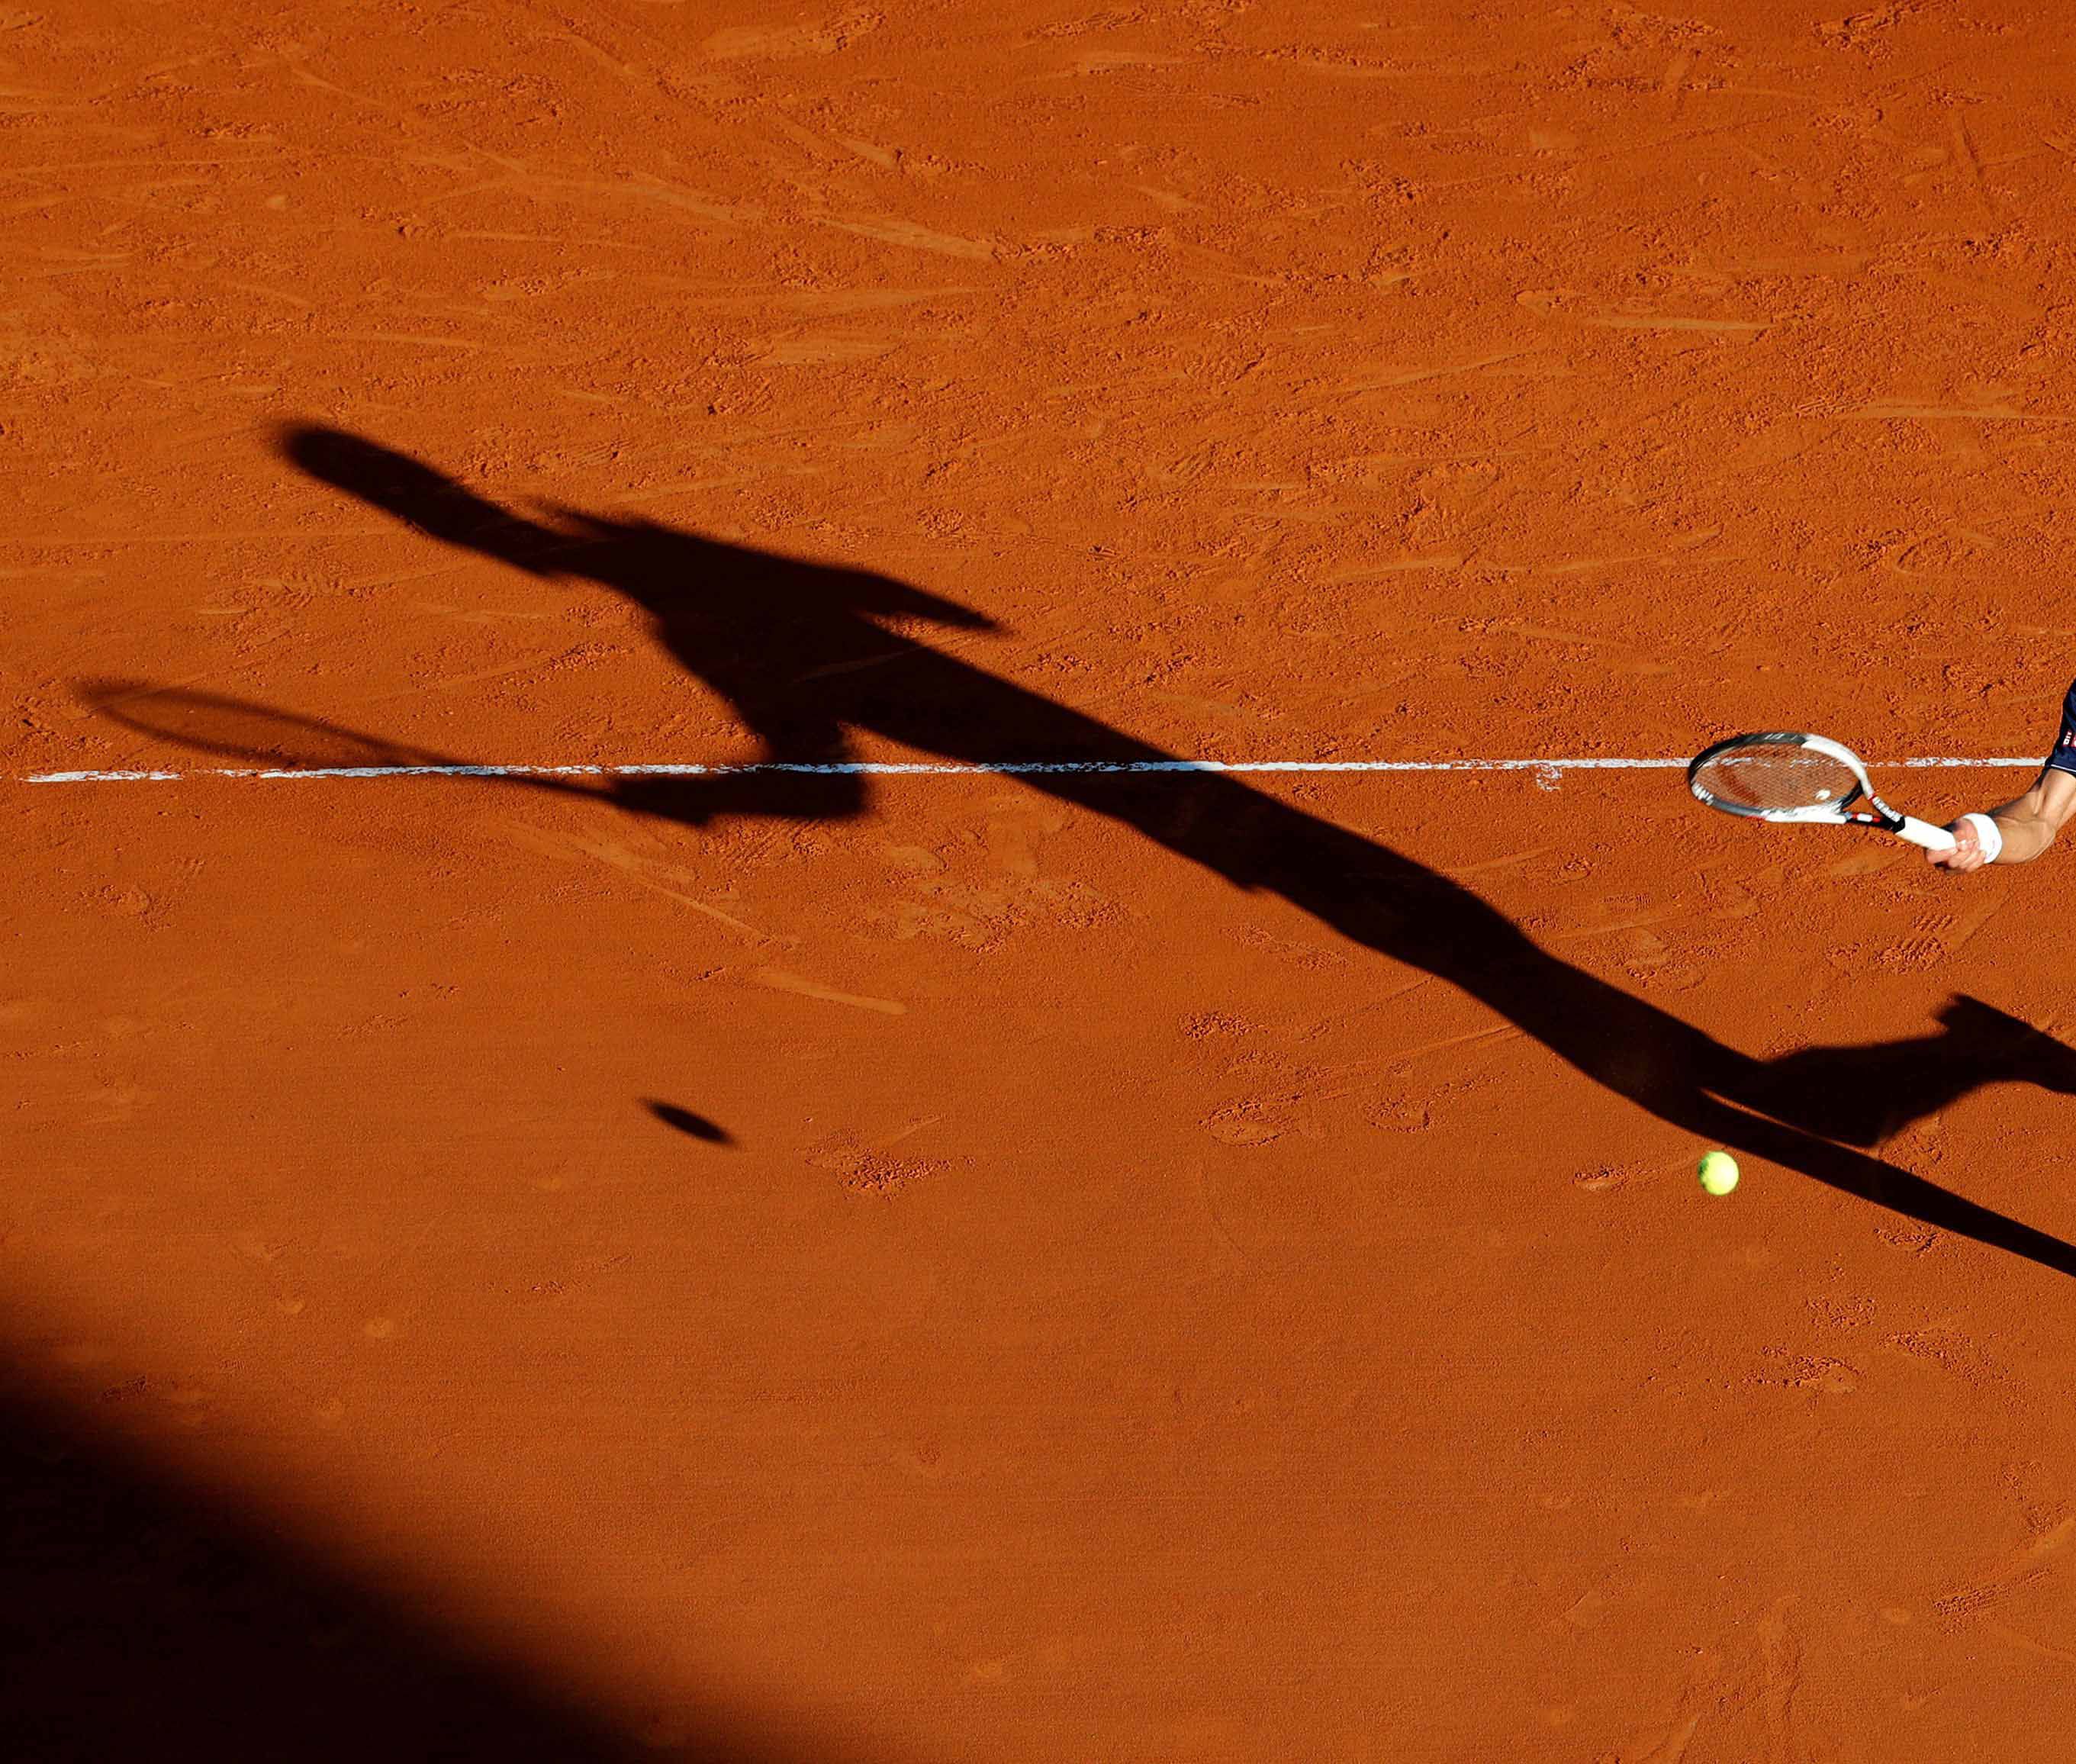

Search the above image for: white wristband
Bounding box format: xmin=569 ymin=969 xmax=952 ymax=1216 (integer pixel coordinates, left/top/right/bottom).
xmin=1959 ymin=812 xmax=2004 ymax=863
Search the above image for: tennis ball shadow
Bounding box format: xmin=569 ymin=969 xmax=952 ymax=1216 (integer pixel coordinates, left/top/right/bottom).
xmin=644 ymin=1100 xmax=734 ymax=1145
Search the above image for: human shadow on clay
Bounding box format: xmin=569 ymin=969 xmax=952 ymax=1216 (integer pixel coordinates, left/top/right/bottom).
xmin=91 ymin=425 xmax=2076 ymax=1278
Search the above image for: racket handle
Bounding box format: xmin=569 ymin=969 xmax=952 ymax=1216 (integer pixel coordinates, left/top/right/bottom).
xmin=1896 ymin=816 xmax=1958 ymax=851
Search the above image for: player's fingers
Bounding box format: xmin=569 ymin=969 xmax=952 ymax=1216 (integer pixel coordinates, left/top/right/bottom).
xmin=1928 ymin=837 xmax=1980 ymax=870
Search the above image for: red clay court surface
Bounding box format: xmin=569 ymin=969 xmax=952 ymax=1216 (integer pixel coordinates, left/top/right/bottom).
xmin=9 ymin=4 xmax=2076 ymax=1759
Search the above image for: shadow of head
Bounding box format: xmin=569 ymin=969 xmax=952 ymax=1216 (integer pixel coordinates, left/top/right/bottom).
xmin=645 ymin=1101 xmax=734 ymax=1144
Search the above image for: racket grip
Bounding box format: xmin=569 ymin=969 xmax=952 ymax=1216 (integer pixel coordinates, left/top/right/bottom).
xmin=1896 ymin=816 xmax=1959 ymax=851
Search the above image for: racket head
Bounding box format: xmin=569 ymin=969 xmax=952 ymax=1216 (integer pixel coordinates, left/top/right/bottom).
xmin=1688 ymin=731 xmax=1872 ymax=822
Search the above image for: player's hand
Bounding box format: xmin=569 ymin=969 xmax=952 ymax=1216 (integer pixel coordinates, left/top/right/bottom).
xmin=1928 ymin=818 xmax=1990 ymax=871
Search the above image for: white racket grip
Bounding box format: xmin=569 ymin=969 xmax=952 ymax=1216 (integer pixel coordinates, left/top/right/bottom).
xmin=1897 ymin=816 xmax=1959 ymax=852
xmin=1958 ymin=811 xmax=2004 ymax=863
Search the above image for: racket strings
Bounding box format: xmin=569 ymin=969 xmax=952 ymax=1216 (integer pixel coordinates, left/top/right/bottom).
xmin=1691 ymin=743 xmax=1859 ymax=813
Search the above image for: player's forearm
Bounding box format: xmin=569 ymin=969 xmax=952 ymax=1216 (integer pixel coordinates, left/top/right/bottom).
xmin=1981 ymin=787 xmax=2064 ymax=863
xmin=1984 ymin=813 xmax=2051 ymax=863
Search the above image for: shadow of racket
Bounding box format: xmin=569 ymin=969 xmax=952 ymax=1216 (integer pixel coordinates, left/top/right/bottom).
xmin=76 ymin=679 xmax=604 ymax=796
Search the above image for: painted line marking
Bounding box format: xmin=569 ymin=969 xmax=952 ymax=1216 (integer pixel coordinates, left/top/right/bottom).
xmin=13 ymin=757 xmax=2047 ymax=785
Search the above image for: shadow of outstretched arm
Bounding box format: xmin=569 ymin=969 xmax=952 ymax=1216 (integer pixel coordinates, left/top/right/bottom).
xmin=536 ymin=504 xmax=999 ymax=633
xmin=285 ymin=427 xmax=577 ymax=578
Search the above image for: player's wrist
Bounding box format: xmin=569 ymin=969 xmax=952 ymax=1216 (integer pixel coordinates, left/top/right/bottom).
xmin=1958 ymin=812 xmax=2004 ymax=864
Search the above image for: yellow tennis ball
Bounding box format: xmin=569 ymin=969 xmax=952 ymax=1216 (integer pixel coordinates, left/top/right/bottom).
xmin=1698 ymin=1150 xmax=1740 ymax=1196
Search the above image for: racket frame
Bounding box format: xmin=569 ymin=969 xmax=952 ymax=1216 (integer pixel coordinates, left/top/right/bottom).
xmin=1688 ymin=730 xmax=1957 ymax=851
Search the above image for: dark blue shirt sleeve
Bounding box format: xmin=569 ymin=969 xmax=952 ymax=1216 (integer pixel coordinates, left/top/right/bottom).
xmin=2050 ymin=679 xmax=2076 ymax=776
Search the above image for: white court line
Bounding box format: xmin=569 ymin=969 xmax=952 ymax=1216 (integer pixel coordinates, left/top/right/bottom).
xmin=15 ymin=756 xmax=2049 ymax=784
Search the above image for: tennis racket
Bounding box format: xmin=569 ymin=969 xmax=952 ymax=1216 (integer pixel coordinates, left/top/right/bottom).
xmin=1688 ymin=731 xmax=1956 ymax=851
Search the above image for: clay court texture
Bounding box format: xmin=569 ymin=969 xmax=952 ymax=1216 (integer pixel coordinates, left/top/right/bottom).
xmin=11 ymin=2 xmax=2076 ymax=1759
